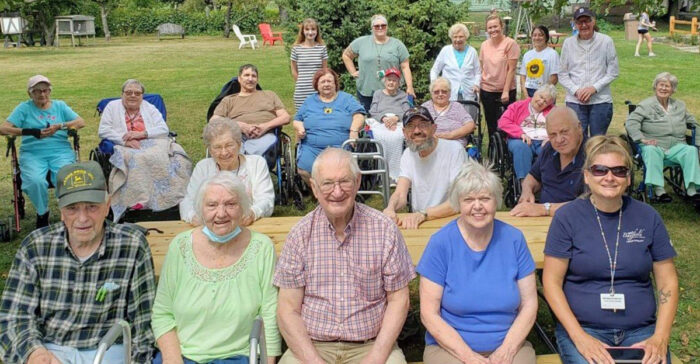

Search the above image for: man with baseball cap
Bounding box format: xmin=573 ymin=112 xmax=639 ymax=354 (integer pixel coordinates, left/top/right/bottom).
xmin=0 ymin=161 xmax=156 ymax=364
xmin=0 ymin=74 xmax=85 ymax=228
xmin=558 ymin=6 xmax=619 ymax=137
xmin=383 ymin=106 xmax=466 ymax=228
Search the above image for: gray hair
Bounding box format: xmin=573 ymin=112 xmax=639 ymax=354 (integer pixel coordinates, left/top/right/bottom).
xmin=448 ymin=159 xmax=503 ymax=210
xmin=239 ymin=64 xmax=258 ymax=76
xmin=429 ymin=77 xmax=451 ymax=93
xmin=193 ymin=172 xmax=251 ymax=223
xmin=121 ymin=79 xmax=145 ymax=93
xmin=203 ymin=118 xmax=243 ymax=148
xmin=652 ymin=72 xmax=678 ymax=92
xmin=371 ymin=14 xmax=388 ymax=27
xmin=311 ymin=148 xmax=361 ymax=182
xmin=546 ymin=106 xmax=580 ymax=128
xmin=534 ymin=84 xmax=557 ymax=102
xmin=448 ymin=23 xmax=470 ymax=40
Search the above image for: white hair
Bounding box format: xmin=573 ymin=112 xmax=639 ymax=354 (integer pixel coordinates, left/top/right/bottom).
xmin=121 ymin=79 xmax=145 ymax=93
xmin=371 ymin=14 xmax=388 ymax=27
xmin=193 ymin=172 xmax=251 ymax=222
xmin=448 ymin=159 xmax=503 ymax=210
xmin=203 ymin=118 xmax=243 ymax=148
xmin=448 ymin=23 xmax=470 ymax=40
xmin=429 ymin=77 xmax=451 ymax=93
xmin=311 ymin=148 xmax=360 ymax=181
xmin=652 ymin=72 xmax=678 ymax=92
xmin=534 ymin=84 xmax=557 ymax=102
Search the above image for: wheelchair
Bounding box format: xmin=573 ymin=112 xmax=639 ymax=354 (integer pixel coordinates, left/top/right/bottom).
xmin=456 ymin=96 xmax=483 ymax=162
xmin=488 ymin=129 xmax=523 ymax=208
xmin=207 ymin=77 xmax=303 ymax=210
xmin=91 ymin=94 xmax=181 ymax=222
xmin=622 ymin=100 xmax=697 ymax=203
xmin=5 ymin=130 xmax=80 ymax=237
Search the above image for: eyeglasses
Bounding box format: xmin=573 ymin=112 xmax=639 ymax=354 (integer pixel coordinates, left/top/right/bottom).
xmin=32 ymin=88 xmax=51 ymax=94
xmin=123 ymin=90 xmax=143 ymax=96
xmin=318 ymin=179 xmax=354 ymax=193
xmin=404 ymin=121 xmax=432 ymax=131
xmin=432 ymin=89 xmax=449 ymax=95
xmin=575 ymin=18 xmax=593 ymax=25
xmin=589 ymin=165 xmax=630 ymax=178
xmin=373 ymin=24 xmax=387 ymax=29
xmin=211 ymin=143 xmax=238 ymax=153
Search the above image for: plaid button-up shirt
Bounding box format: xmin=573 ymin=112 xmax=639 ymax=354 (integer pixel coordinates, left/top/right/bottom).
xmin=0 ymin=221 xmax=156 ymax=364
xmin=273 ymin=203 xmax=416 ymax=341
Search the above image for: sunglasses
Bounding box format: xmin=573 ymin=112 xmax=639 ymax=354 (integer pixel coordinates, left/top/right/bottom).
xmin=589 ymin=165 xmax=630 ymax=178
xmin=373 ymin=24 xmax=387 ymax=29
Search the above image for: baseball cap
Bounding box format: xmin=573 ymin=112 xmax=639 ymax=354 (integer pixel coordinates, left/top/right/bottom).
xmin=573 ymin=7 xmax=595 ymax=20
xmin=27 ymin=75 xmax=51 ymax=90
xmin=384 ymin=67 xmax=401 ymax=79
xmin=402 ymin=106 xmax=434 ymax=126
xmin=56 ymin=161 xmax=108 ymax=209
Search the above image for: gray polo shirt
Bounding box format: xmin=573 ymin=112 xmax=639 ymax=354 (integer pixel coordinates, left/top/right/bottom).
xmin=558 ymin=32 xmax=619 ymax=105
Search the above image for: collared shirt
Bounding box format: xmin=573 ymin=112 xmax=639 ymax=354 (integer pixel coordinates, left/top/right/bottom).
xmin=529 ymin=142 xmax=585 ymax=203
xmin=0 ymin=222 xmax=156 ymax=364
xmin=273 ymin=203 xmax=416 ymax=341
xmin=559 ymin=32 xmax=619 ymax=105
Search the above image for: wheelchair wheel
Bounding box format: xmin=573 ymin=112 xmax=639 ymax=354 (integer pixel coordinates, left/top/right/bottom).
xmin=89 ymin=147 xmax=113 ymax=183
xmin=503 ymin=173 xmax=522 ymax=208
xmin=278 ymin=133 xmax=304 ymax=210
xmin=489 ymin=132 xmax=508 ymax=178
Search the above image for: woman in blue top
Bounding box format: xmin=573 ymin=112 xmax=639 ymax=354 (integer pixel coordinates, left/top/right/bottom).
xmin=293 ymin=68 xmax=365 ymax=187
xmin=543 ymin=135 xmax=678 ymax=364
xmin=417 ymin=159 xmax=538 ymax=364
xmin=0 ymin=75 xmax=85 ymax=228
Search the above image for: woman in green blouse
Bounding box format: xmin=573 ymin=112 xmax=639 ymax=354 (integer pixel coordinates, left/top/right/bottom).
xmin=151 ymin=172 xmax=280 ymax=364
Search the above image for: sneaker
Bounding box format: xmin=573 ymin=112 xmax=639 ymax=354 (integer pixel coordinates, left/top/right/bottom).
xmin=654 ymin=193 xmax=673 ymax=203
xmin=649 ymin=52 xmax=656 ymax=57
xmin=36 ymin=212 xmax=50 ymax=229
xmin=634 ymin=53 xmax=640 ymax=57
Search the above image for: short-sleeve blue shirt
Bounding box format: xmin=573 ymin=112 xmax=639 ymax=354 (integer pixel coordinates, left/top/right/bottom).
xmin=529 ymin=142 xmax=585 ymax=203
xmin=7 ymin=100 xmax=79 ymax=152
xmin=544 ymin=196 xmax=676 ymax=329
xmin=416 ymin=219 xmax=536 ymax=352
xmin=294 ymin=91 xmax=365 ymax=148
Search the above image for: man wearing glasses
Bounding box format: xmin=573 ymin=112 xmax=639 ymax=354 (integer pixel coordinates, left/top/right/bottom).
xmin=383 ymin=106 xmax=467 ymax=229
xmin=511 ymin=106 xmax=585 ymax=217
xmin=558 ymin=7 xmax=619 ymax=137
xmin=275 ymin=148 xmax=415 ymax=364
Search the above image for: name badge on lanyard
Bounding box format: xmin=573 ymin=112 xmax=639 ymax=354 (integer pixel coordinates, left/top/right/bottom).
xmin=600 ymin=292 xmax=626 ymax=311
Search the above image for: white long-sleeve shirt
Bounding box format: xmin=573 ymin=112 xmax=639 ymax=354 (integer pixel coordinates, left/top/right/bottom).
xmin=179 ymin=155 xmax=274 ymax=223
xmin=430 ymin=44 xmax=481 ymax=101
xmin=558 ymin=32 xmax=619 ymax=105
xmin=98 ymin=99 xmax=169 ymax=144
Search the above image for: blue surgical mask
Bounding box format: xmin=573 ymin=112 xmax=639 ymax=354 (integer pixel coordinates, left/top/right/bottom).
xmin=202 ymin=225 xmax=241 ymax=244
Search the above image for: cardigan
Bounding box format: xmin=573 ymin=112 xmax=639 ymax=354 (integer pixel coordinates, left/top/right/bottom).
xmin=498 ymin=98 xmax=553 ymax=139
xmin=98 ymin=99 xmax=169 ymax=145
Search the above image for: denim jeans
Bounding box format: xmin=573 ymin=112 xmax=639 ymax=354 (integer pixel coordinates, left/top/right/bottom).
xmin=555 ymin=323 xmax=670 ymax=364
xmin=153 ymin=351 xmax=249 ymax=364
xmin=566 ymin=102 xmax=613 ymax=137
xmin=507 ymin=138 xmax=543 ymax=179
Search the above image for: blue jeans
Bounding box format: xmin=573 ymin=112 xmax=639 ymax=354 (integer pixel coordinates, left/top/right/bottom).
xmin=566 ymin=102 xmax=613 ymax=137
xmin=153 ymin=351 xmax=249 ymax=364
xmin=555 ymin=323 xmax=670 ymax=364
xmin=507 ymin=138 xmax=543 ymax=179
xmin=526 ymin=88 xmax=537 ymax=98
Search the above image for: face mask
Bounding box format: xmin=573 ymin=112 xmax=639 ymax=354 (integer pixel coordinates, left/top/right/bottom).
xmin=202 ymin=225 xmax=241 ymax=244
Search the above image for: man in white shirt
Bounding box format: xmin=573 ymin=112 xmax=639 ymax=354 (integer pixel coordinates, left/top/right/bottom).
xmin=383 ymin=106 xmax=466 ymax=229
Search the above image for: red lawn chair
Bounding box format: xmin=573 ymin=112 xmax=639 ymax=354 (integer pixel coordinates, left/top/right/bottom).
xmin=258 ymin=23 xmax=283 ymax=46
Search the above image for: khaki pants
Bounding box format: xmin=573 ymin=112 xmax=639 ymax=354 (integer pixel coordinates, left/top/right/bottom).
xmin=279 ymin=341 xmax=406 ymax=364
xmin=423 ymin=341 xmax=535 ymax=364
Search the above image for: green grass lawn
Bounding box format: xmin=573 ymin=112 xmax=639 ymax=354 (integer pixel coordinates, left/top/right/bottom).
xmin=0 ymin=30 xmax=699 ymax=362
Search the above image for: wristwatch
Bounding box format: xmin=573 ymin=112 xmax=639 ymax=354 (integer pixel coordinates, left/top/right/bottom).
xmin=60 ymin=123 xmax=68 ymax=130
xmin=544 ymin=202 xmax=551 ymax=216
xmin=418 ymin=210 xmax=428 ymax=220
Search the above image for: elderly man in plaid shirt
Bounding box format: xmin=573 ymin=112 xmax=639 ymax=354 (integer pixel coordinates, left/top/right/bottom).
xmin=0 ymin=161 xmax=156 ymax=364
xmin=274 ymin=148 xmax=416 ymax=364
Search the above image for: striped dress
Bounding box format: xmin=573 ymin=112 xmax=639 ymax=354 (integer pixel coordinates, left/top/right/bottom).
xmin=291 ymin=44 xmax=328 ymax=109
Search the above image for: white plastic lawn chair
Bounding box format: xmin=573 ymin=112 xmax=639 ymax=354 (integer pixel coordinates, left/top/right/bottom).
xmin=233 ymin=24 xmax=257 ymax=50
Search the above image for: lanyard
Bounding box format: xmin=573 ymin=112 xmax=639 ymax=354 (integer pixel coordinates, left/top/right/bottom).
xmin=591 ymin=197 xmax=622 ymax=294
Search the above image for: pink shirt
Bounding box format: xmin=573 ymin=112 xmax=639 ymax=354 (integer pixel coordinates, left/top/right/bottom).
xmin=273 ymin=203 xmax=416 ymax=341
xmin=479 ymin=37 xmax=520 ymax=92
xmin=498 ymin=98 xmax=553 ymax=140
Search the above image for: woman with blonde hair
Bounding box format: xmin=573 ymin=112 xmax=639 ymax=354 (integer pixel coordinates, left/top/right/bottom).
xmin=291 ymin=18 xmax=328 ymax=109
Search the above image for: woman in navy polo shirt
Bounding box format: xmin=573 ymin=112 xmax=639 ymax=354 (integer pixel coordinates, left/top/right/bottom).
xmin=543 ymin=135 xmax=678 ymax=364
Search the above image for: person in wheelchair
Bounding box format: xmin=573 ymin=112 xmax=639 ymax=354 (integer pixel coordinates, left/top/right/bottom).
xmin=98 ymin=79 xmax=192 ymax=221
xmin=383 ymin=107 xmax=467 ymax=229
xmin=153 ymin=174 xmax=280 ymax=364
xmin=498 ymin=84 xmax=557 ymax=182
xmin=293 ymin=68 xmax=366 ymax=187
xmin=0 ymin=161 xmax=156 ymax=364
xmin=625 ymin=72 xmax=700 ymax=204
xmin=0 ymin=75 xmax=85 ymax=228
xmin=180 ymin=118 xmax=274 ymax=226
xmin=210 ymin=64 xmax=291 ymax=157
xmin=366 ymin=67 xmax=412 ymax=183
xmin=511 ymin=106 xmax=585 ymax=217
xmin=422 ymin=77 xmax=475 ymax=148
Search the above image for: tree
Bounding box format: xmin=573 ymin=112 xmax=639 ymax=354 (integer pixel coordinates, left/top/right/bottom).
xmin=93 ymin=0 xmax=117 ymax=41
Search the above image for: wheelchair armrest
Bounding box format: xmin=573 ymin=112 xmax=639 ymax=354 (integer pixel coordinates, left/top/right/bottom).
xmin=5 ymin=136 xmax=17 ymax=157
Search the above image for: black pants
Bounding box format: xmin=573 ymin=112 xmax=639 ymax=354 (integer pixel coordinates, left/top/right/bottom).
xmin=480 ymin=89 xmax=516 ymax=140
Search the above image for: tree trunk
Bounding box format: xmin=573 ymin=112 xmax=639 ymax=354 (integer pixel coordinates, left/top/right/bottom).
xmin=224 ymin=0 xmax=232 ymax=38
xmin=279 ymin=5 xmax=288 ymax=23
xmin=99 ymin=3 xmax=111 ymax=41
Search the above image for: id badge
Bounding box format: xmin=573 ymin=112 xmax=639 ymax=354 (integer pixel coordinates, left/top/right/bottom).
xmin=600 ymin=293 xmax=626 ymax=310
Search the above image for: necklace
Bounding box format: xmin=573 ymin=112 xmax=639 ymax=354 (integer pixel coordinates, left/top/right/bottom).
xmin=591 ymin=197 xmax=622 ymax=303
xmin=374 ymin=38 xmax=386 ymax=78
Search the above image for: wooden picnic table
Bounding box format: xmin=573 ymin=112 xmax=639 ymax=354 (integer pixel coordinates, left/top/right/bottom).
xmin=138 ymin=212 xmax=552 ymax=278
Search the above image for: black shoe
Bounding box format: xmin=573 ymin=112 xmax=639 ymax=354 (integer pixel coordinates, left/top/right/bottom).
xmin=690 ymin=193 xmax=700 ymax=204
xmin=36 ymin=212 xmax=49 ymax=229
xmin=654 ymin=193 xmax=673 ymax=203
